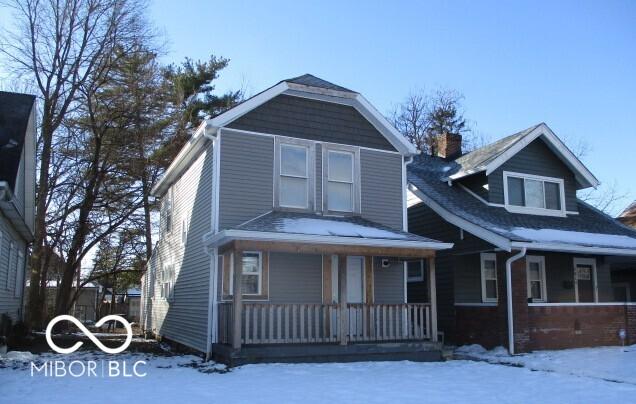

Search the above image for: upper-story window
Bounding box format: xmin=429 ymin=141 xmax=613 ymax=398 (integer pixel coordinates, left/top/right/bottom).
xmin=275 ymin=139 xmax=314 ymax=210
xmin=323 ymin=145 xmax=360 ymax=214
xmin=503 ymin=171 xmax=565 ymax=216
xmin=163 ymin=187 xmax=174 ymax=235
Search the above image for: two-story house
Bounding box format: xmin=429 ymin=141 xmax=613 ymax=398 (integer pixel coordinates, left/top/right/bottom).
xmin=407 ymin=123 xmax=636 ymax=354
xmin=0 ymin=91 xmax=36 ymax=326
xmin=141 ymin=75 xmax=452 ymax=365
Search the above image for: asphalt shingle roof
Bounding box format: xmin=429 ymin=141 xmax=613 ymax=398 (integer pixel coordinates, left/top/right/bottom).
xmin=234 ymin=211 xmax=443 ymax=244
xmin=408 ymin=154 xmax=636 ymax=251
xmin=283 ymin=74 xmax=355 ymax=93
xmin=0 ymin=91 xmax=35 ymax=191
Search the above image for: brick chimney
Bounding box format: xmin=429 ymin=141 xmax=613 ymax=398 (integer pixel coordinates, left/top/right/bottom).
xmin=435 ymin=133 xmax=463 ymax=159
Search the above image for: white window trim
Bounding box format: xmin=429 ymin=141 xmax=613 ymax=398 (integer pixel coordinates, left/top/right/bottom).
xmin=6 ymin=241 xmax=14 ymax=291
xmin=573 ymin=257 xmax=598 ymax=303
xmin=229 ymin=251 xmax=263 ymax=296
xmin=274 ymin=137 xmax=315 ymax=210
xmin=160 ymin=262 xmax=174 ymax=301
xmin=407 ymin=260 xmax=425 ymax=282
xmin=164 ymin=187 xmax=174 ymax=235
xmin=503 ymin=171 xmax=566 ymax=217
xmin=322 ymin=144 xmax=361 ymax=215
xmin=526 ymin=255 xmax=547 ymax=302
xmin=480 ymin=253 xmax=498 ymax=303
xmin=14 ymin=250 xmax=24 ymax=298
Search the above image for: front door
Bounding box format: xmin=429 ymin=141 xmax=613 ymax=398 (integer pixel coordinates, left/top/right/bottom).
xmin=574 ymin=258 xmax=596 ymax=303
xmin=346 ymin=256 xmax=364 ymax=303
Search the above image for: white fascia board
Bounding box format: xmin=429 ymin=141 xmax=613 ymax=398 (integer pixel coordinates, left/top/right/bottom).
xmin=408 ymin=183 xmax=512 ymax=251
xmin=485 ymin=123 xmax=600 ymax=188
xmin=206 ymin=229 xmax=454 ymax=251
xmin=209 ymin=82 xmax=289 ymax=127
xmin=354 ymin=94 xmax=418 ymax=156
xmin=510 ymin=241 xmax=636 ymax=256
xmin=151 ymin=121 xmax=217 ymax=197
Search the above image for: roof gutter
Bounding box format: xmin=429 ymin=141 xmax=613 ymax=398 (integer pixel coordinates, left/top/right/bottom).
xmin=506 ymin=247 xmax=526 ymax=355
xmin=510 ymin=242 xmax=636 ymax=257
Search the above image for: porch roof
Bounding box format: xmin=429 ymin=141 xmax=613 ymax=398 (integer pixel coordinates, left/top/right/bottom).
xmin=205 ymin=211 xmax=453 ymax=253
xmin=408 ymin=155 xmax=636 ymax=256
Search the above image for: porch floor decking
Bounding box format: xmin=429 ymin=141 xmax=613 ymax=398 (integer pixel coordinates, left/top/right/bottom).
xmin=212 ymin=341 xmax=443 ymax=366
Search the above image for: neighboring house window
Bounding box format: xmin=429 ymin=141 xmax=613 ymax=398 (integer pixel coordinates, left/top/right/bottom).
xmin=226 ymin=251 xmax=264 ymax=296
xmin=503 ymin=171 xmax=565 ymax=216
xmin=276 ymin=139 xmax=313 ymax=209
xmin=526 ymin=256 xmax=547 ymax=302
xmin=480 ymin=253 xmax=497 ymax=302
xmin=407 ymin=260 xmax=424 ymax=282
xmin=6 ymin=241 xmax=14 ymax=290
xmin=14 ymin=250 xmax=24 ymax=298
xmin=160 ymin=263 xmax=174 ymax=300
xmin=323 ymin=145 xmax=360 ymax=214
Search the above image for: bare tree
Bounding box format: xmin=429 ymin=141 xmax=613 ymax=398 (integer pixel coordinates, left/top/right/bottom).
xmin=1 ymin=0 xmax=149 ymax=328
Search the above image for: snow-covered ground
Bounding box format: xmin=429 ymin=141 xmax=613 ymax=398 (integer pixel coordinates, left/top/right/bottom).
xmin=1 ymin=348 xmax=635 ymax=404
xmin=456 ymin=343 xmax=636 ymax=384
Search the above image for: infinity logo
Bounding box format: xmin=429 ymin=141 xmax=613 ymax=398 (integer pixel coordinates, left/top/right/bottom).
xmin=45 ymin=315 xmax=133 ymax=354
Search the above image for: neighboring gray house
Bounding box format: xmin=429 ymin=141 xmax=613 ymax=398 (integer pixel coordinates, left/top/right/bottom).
xmin=407 ymin=124 xmax=636 ymax=354
xmin=141 ymin=75 xmax=452 ymax=364
xmin=0 ymin=91 xmax=36 ymax=324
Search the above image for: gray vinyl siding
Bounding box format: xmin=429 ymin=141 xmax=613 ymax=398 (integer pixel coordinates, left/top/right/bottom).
xmin=460 ymin=172 xmax=488 ymax=200
xmin=218 ymin=132 xmax=274 ymax=229
xmin=227 ymin=94 xmax=397 ymax=151
xmin=0 ymin=214 xmax=27 ymax=322
xmin=373 ymin=260 xmax=405 ymax=303
xmin=269 ymin=253 xmax=322 ymax=303
xmin=145 ymin=145 xmax=214 ymax=352
xmin=488 ymin=138 xmax=578 ymax=211
xmin=453 ymin=254 xmax=482 ymax=303
xmin=360 ymin=149 xmax=403 ymax=229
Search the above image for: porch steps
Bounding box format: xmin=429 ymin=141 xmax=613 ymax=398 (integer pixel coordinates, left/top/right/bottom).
xmin=212 ymin=342 xmax=443 ymax=367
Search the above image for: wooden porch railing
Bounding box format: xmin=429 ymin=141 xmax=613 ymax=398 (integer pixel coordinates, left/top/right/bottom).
xmin=218 ymin=302 xmax=431 ymax=345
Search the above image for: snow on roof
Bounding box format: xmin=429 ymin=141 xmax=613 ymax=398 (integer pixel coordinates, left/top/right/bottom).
xmin=277 ymin=218 xmax=407 ymax=240
xmin=510 ymin=228 xmax=636 ymax=249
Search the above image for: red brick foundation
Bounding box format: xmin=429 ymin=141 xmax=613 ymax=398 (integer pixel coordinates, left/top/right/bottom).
xmin=528 ymin=304 xmax=636 ymax=350
xmin=454 ymin=305 xmax=502 ymax=349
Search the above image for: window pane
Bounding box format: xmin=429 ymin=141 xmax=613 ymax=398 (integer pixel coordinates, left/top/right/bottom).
xmin=531 ymin=281 xmax=541 ymax=299
xmin=525 ymin=179 xmax=544 ymax=208
xmin=507 ymin=177 xmax=525 ymax=206
xmin=241 ymin=275 xmax=259 ymax=294
xmin=242 ymin=253 xmax=260 ymax=274
xmin=407 ymin=261 xmax=422 ymax=280
xmin=328 ymin=181 xmax=353 ymax=212
xmin=328 ymin=151 xmax=353 ymax=182
xmin=280 ymin=177 xmax=308 ymax=207
xmin=281 ymin=144 xmax=307 ymax=177
xmin=484 ymin=266 xmax=496 ymax=280
xmin=544 ymin=181 xmax=561 ymax=210
xmin=486 ymin=280 xmax=497 ymax=299
xmin=529 ymin=264 xmax=540 ymax=281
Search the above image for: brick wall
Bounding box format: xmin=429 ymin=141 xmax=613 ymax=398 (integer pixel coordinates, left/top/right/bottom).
xmin=527 ymin=305 xmax=636 ymax=350
xmin=454 ymin=305 xmax=502 ymax=348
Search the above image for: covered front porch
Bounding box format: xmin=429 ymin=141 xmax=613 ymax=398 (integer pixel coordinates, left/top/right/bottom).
xmin=212 ymin=237 xmax=445 ymax=365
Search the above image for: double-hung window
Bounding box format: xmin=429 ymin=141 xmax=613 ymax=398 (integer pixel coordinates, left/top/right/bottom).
xmin=480 ymin=253 xmax=497 ymax=302
xmin=163 ymin=187 xmax=174 ymax=235
xmin=14 ymin=250 xmax=24 ymax=297
xmin=277 ymin=140 xmax=313 ymax=209
xmin=504 ymin=171 xmax=565 ymax=216
xmin=324 ymin=146 xmax=359 ymax=214
xmin=160 ymin=263 xmax=174 ymax=301
xmin=228 ymin=251 xmax=263 ymax=296
xmin=526 ymin=256 xmax=547 ymax=302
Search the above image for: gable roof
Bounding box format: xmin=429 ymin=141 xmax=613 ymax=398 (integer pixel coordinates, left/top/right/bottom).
xmin=205 ymin=211 xmax=452 ymax=251
xmin=447 ymin=123 xmax=599 ymax=189
xmin=284 ymin=74 xmax=354 ymax=93
xmin=0 ymin=91 xmax=35 ymax=191
xmin=152 ymin=74 xmax=416 ymax=196
xmin=408 ymin=154 xmax=636 ymax=255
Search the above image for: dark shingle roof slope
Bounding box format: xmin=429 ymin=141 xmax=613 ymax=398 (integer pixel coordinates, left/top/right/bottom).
xmin=234 ymin=211 xmax=442 ymax=244
xmin=408 ymin=154 xmax=636 ymax=252
xmin=449 ymin=123 xmax=542 ymax=179
xmin=0 ymin=91 xmax=35 ymax=190
xmin=284 ymin=74 xmax=355 ymax=93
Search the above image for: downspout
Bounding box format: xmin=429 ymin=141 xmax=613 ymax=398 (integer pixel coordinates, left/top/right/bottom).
xmin=402 ymin=156 xmax=414 ymax=303
xmin=505 ymin=247 xmax=526 ymax=355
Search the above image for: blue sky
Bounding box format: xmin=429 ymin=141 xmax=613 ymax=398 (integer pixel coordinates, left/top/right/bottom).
xmin=147 ymin=0 xmax=635 ymax=214
xmin=2 ymin=1 xmax=634 ymax=214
